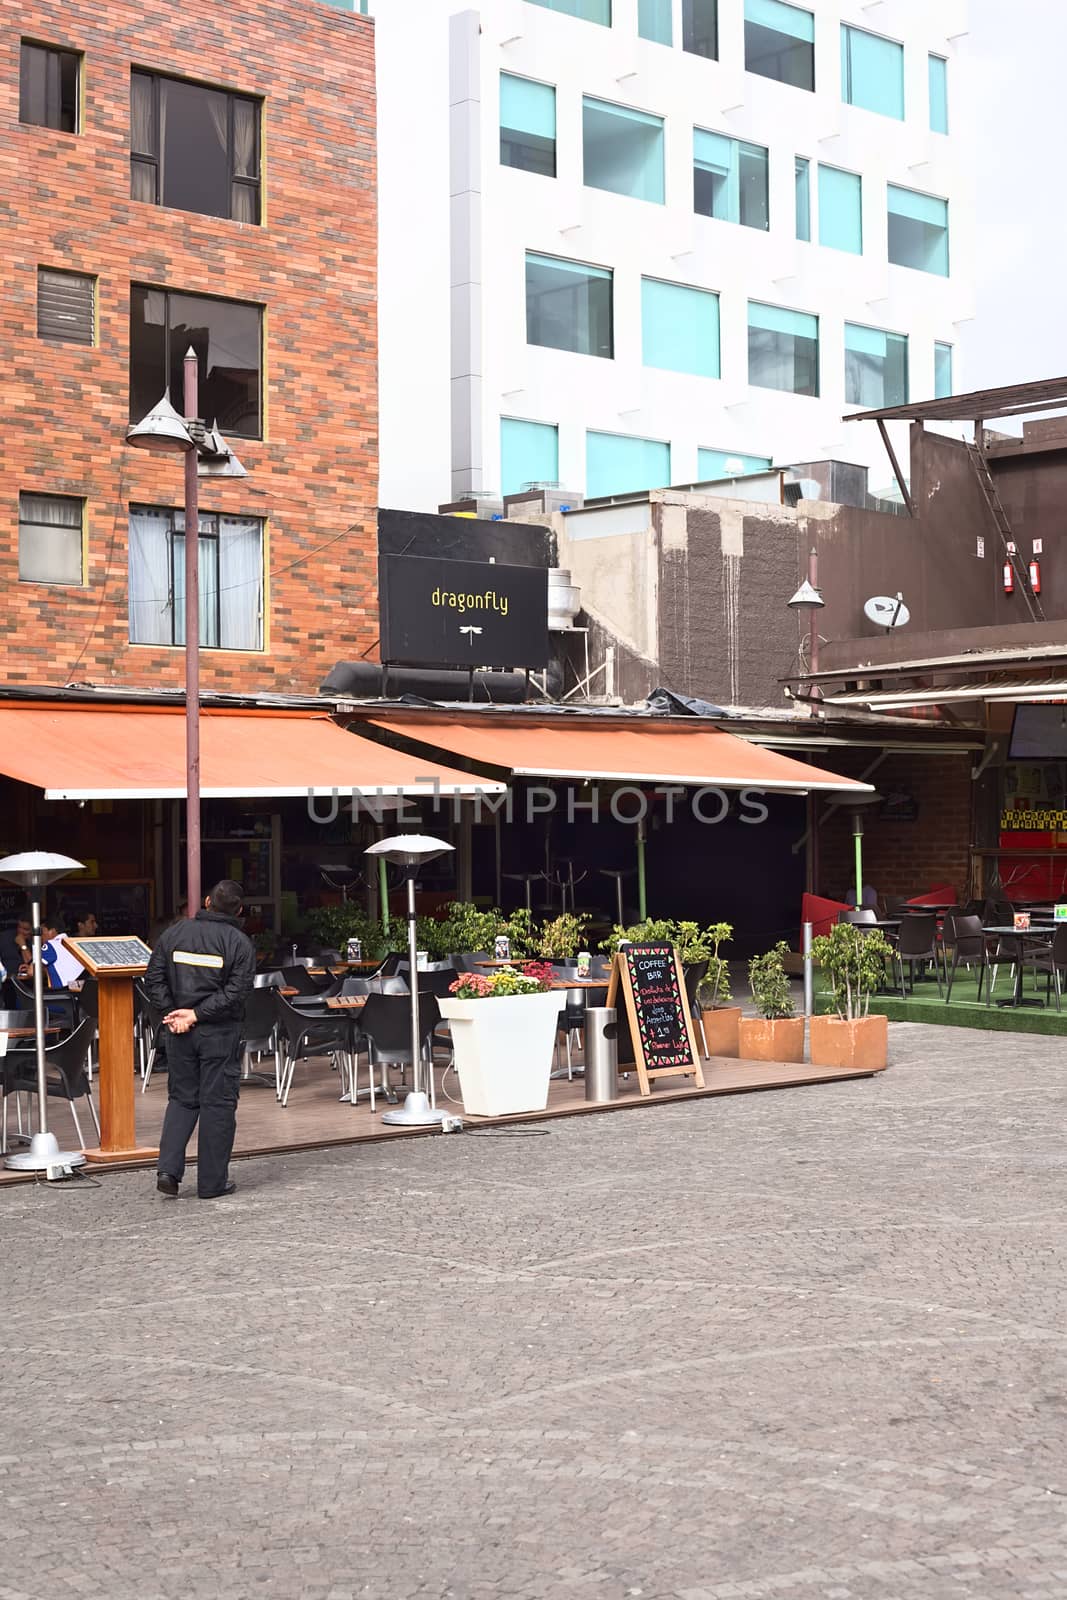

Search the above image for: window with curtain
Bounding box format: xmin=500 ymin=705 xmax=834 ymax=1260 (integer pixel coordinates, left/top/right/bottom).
xmin=693 ymin=129 xmax=769 ymax=230
xmin=128 ymin=507 xmax=264 ymax=650
xmin=130 ymin=71 xmax=261 ymax=223
xmin=526 ymin=253 xmax=613 ymax=357
xmin=582 ymin=96 xmax=664 ymax=204
xmin=683 ymin=0 xmax=718 ymax=57
xmin=818 ymin=164 xmax=862 ymax=254
xmin=748 ymin=301 xmax=818 ymax=395
xmin=934 ymin=341 xmax=953 ymax=399
xmin=795 ymin=156 xmax=811 ymax=240
xmin=840 ymin=25 xmax=904 ymax=119
xmin=129 ymin=285 xmax=263 ymax=438
xmin=586 ymin=432 xmax=670 ymax=498
xmin=698 ymin=448 xmax=772 ymax=480
xmin=638 ymin=0 xmax=672 ymax=45
xmin=845 ymin=324 xmax=908 ymax=408
xmin=19 ymin=42 xmax=79 ymax=132
xmin=525 ymin=0 xmax=611 ymax=23
xmin=929 ymin=55 xmax=948 ymax=133
xmin=744 ymin=0 xmax=814 ymax=90
xmin=18 ymin=493 xmax=83 ymax=585
xmin=500 ymin=74 xmax=556 ymax=175
xmin=641 ymin=278 xmax=720 ymax=377
xmin=888 ymin=185 xmax=949 ymax=276
xmin=501 ymin=419 xmax=560 ymax=495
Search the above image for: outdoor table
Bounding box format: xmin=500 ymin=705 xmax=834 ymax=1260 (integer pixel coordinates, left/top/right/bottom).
xmin=982 ymin=924 xmax=1054 ymax=1008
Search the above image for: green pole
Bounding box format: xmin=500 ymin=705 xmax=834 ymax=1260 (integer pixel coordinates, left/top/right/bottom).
xmin=853 ymin=814 xmax=864 ymax=908
xmin=636 ymin=818 xmax=647 ymax=921
xmin=379 ymin=856 xmax=391 ymax=935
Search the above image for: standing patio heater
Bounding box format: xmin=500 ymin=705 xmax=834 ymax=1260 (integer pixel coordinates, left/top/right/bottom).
xmin=848 ymin=794 xmax=883 ymax=909
xmin=364 ymin=835 xmax=454 ymax=1127
xmin=0 ymin=852 xmax=86 ymax=1175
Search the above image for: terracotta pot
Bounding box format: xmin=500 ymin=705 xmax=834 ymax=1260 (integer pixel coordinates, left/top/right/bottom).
xmin=809 ymin=1013 xmax=888 ymax=1071
xmin=700 ymin=1005 xmax=742 ymax=1058
xmin=737 ymin=1015 xmax=806 ymax=1063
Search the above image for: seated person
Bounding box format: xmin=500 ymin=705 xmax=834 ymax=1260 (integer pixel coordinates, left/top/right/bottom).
xmin=41 ymin=916 xmax=85 ymax=991
xmin=74 ymin=910 xmax=98 ymax=939
xmin=0 ymin=914 xmax=32 ymax=984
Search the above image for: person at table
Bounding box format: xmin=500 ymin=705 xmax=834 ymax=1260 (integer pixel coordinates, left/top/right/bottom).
xmin=0 ymin=914 xmax=32 ymax=984
xmin=41 ymin=916 xmax=86 ymax=991
xmin=145 ymin=879 xmax=255 ymax=1201
xmin=75 ymin=910 xmax=98 ymax=939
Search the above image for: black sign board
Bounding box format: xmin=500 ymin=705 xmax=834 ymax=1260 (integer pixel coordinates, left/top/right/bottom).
xmin=607 ymin=944 xmax=704 ymax=1096
xmin=379 ymin=553 xmax=549 ymax=670
xmin=65 ymin=936 xmax=152 ymax=975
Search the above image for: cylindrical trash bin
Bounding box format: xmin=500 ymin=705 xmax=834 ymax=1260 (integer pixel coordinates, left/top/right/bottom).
xmin=585 ymin=1007 xmax=618 ymax=1102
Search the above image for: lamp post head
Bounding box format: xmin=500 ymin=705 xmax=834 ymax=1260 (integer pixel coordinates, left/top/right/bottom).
xmin=364 ymin=834 xmax=455 ymax=872
xmin=786 ymin=578 xmax=825 ymax=611
xmin=0 ymin=852 xmax=85 ymax=890
xmin=126 ymin=392 xmax=195 ymax=454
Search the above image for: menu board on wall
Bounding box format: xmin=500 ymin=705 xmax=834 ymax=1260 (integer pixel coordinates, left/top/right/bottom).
xmin=607 ymin=944 xmax=704 ymax=1097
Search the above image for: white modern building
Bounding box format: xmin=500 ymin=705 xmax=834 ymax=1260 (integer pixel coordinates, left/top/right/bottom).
xmin=369 ymin=0 xmax=974 ymax=511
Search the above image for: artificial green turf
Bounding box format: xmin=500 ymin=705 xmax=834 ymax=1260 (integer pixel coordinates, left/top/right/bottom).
xmin=814 ymin=969 xmax=1067 ymax=1036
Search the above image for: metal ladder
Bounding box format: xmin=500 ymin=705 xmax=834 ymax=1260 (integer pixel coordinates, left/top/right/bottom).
xmin=965 ymin=439 xmax=1044 ymax=622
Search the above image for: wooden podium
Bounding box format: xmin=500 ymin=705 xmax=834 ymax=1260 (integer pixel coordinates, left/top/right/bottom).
xmin=66 ymin=935 xmax=159 ymax=1164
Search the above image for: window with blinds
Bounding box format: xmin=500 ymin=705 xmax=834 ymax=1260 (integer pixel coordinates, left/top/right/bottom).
xmin=37 ymin=267 xmax=95 ymax=344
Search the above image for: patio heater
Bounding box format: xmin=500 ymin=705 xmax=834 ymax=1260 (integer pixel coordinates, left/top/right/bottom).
xmin=0 ymin=852 xmax=86 ymax=1176
xmin=848 ymin=794 xmax=883 ymax=909
xmin=364 ymin=835 xmax=454 ymax=1127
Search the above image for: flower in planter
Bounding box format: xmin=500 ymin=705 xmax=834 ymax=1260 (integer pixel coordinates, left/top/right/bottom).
xmin=448 ymin=962 xmax=555 ymax=999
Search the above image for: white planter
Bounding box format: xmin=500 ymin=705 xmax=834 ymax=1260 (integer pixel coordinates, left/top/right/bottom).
xmin=438 ymin=989 xmax=561 ymax=1116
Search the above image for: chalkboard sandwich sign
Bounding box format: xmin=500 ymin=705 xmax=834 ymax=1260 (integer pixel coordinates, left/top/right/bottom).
xmin=64 ymin=935 xmax=152 ymax=977
xmin=606 ymin=943 xmax=705 ymax=1097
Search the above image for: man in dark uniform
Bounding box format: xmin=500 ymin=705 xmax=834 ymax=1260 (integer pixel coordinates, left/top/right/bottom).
xmin=145 ymin=879 xmax=255 ymax=1199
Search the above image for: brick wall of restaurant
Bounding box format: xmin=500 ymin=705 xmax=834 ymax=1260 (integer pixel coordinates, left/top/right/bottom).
xmin=0 ymin=0 xmax=376 ymax=693
xmin=816 ymin=751 xmax=974 ymax=905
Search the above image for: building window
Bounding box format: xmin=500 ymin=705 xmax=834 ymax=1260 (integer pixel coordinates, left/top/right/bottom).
xmin=638 ymin=0 xmax=672 ymax=44
xmin=818 ymin=164 xmax=862 ymax=255
xmin=128 ymin=507 xmax=264 ymax=651
xmin=18 ymin=493 xmax=84 ymax=585
xmin=582 ymin=96 xmax=664 ymax=204
xmin=37 ymin=267 xmax=95 ymax=345
xmin=698 ymin=448 xmax=772 ymax=480
xmin=693 ymin=130 xmax=769 ymax=230
xmin=744 ymin=0 xmax=814 ymax=91
xmin=19 ymin=41 xmax=79 ymax=132
xmin=525 ymin=0 xmax=611 ymax=23
xmin=586 ymin=432 xmax=670 ymax=499
xmin=501 ymin=418 xmax=560 ymax=495
xmin=795 ymin=156 xmax=811 ymax=240
xmin=500 ymin=74 xmax=556 ymax=175
xmin=934 ymin=341 xmax=953 ymax=399
xmin=929 ymin=55 xmax=949 ymax=133
xmin=642 ymin=278 xmax=720 ymax=378
xmin=129 ymin=286 xmax=263 ymax=439
xmin=526 ymin=254 xmax=613 ymax=358
xmin=845 ymin=324 xmax=908 ymax=408
xmin=748 ymin=301 xmax=818 ymax=396
xmin=131 ymin=71 xmax=261 ymax=224
xmin=682 ymin=0 xmax=718 ymax=57
xmin=888 ymin=185 xmax=949 ymax=276
xmin=840 ymin=25 xmax=904 ymax=120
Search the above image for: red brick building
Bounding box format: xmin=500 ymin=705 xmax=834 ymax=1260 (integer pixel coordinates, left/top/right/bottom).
xmin=3 ymin=0 xmax=377 ymax=694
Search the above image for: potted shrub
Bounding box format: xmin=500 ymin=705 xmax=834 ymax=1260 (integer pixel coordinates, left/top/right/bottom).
xmin=809 ymin=923 xmax=892 ymax=1071
xmin=695 ymin=922 xmax=740 ymax=1057
xmin=738 ymin=941 xmax=805 ymax=1063
xmin=537 ymin=912 xmax=589 ymax=962
xmin=436 ymin=901 xmax=506 ymax=956
xmin=439 ymin=961 xmax=561 ymax=1116
xmin=304 ymin=905 xmax=389 ymax=962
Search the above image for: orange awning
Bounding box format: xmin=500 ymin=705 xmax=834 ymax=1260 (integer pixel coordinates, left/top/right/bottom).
xmin=363 ymin=714 xmax=874 ymax=793
xmin=0 ymin=705 xmax=506 ymax=801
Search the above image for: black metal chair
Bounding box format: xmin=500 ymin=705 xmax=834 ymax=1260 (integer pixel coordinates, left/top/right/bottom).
xmin=455 ymin=951 xmax=492 ymax=973
xmin=240 ymin=986 xmax=281 ymax=1088
xmin=136 ymin=981 xmax=169 ymax=1092
xmin=0 ymin=1009 xmax=36 ymax=1144
xmin=280 ymin=964 xmax=321 ymax=996
xmin=375 ymin=952 xmax=405 ymax=978
xmin=358 ymin=992 xmax=441 ymax=1105
xmin=2 ymin=1018 xmax=98 ymax=1152
xmin=10 ymin=976 xmax=76 ymax=1034
xmin=274 ymin=991 xmax=352 ymax=1108
xmin=895 ymin=912 xmax=944 ymax=998
xmin=76 ymin=975 xmax=99 ymax=1077
xmin=253 ymin=970 xmax=284 ymax=990
xmin=943 ymin=914 xmax=996 ymax=1003
xmin=1015 ymin=924 xmax=1067 ymax=1011
xmin=340 ymin=976 xmax=373 ymax=997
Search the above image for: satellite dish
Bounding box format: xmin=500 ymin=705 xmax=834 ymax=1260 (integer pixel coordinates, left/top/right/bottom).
xmin=864 ymin=594 xmax=910 ymax=630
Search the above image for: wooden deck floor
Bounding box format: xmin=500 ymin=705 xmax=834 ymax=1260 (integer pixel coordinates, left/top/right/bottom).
xmin=1 ymin=1048 xmax=885 ymax=1186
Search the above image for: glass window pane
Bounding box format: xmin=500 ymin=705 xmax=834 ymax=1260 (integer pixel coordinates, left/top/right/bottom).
xmin=160 ymin=78 xmax=230 ymax=220
xmin=698 ymin=448 xmax=772 ymax=479
xmin=526 ymin=253 xmax=613 ymax=357
xmin=841 ymin=25 xmax=904 ymax=119
xmin=20 ymin=42 xmax=78 ymax=132
xmin=129 ymin=285 xmax=168 ymax=422
xmin=888 ymin=185 xmax=949 ymax=276
xmin=934 ymin=341 xmax=953 ymax=399
xmin=748 ymin=301 xmax=819 ymax=396
xmin=218 ymin=516 xmax=264 ymax=649
xmin=744 ymin=0 xmax=814 ymax=89
xmin=173 ymin=531 xmax=220 ymax=649
xmin=929 ymin=55 xmax=948 ymax=133
xmin=682 ymin=0 xmax=718 ymax=57
xmin=501 ymin=418 xmax=560 ymax=495
xmin=641 ymin=278 xmax=720 ymax=377
xmin=500 ymin=73 xmax=556 ymax=176
xmin=818 ymin=164 xmax=862 ymax=254
xmin=845 ymin=323 xmax=908 ymax=408
xmin=19 ymin=43 xmax=48 ymax=125
xmin=58 ymin=50 xmax=78 ymax=131
xmin=638 ymin=0 xmax=672 ymax=44
xmin=167 ymin=292 xmax=262 ymax=437
xmin=583 ymin=96 xmax=664 ymax=204
xmin=232 ymin=98 xmax=257 ymax=176
xmin=694 ymin=131 xmax=768 ymax=229
xmin=795 ymin=156 xmax=811 ymax=241
xmin=18 ymin=493 xmax=83 ymax=585
xmin=586 ymin=432 xmax=670 ymax=498
xmin=525 ymin=0 xmax=611 ymax=23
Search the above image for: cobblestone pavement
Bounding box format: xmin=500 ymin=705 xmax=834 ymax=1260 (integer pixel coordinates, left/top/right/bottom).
xmin=2 ymin=1021 xmax=1066 ymax=1600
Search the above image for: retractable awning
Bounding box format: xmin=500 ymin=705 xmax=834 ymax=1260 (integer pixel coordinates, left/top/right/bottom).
xmin=362 ymin=714 xmax=874 ymax=793
xmin=0 ymin=705 xmax=505 ymax=801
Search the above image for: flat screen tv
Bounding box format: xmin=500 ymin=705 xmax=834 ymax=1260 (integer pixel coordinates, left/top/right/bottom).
xmin=1008 ymin=704 xmax=1067 ymax=760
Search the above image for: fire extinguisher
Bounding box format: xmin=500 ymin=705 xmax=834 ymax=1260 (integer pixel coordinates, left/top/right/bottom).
xmin=1029 ymin=556 xmax=1042 ymax=594
xmin=1003 ymin=559 xmax=1014 ymax=594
